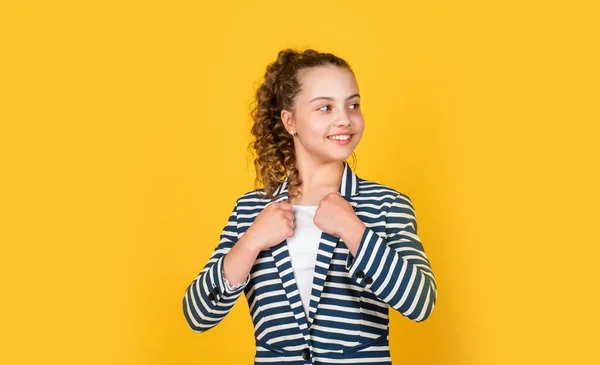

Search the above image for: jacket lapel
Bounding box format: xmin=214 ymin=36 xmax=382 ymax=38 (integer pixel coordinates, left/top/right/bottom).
xmin=268 ymin=161 xmax=360 ymax=336
xmin=269 ymin=181 xmax=311 ymax=342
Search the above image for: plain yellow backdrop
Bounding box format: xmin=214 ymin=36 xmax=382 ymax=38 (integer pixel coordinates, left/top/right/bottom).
xmin=1 ymin=0 xmax=598 ymax=364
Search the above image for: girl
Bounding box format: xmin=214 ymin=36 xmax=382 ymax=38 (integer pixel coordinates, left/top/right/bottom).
xmin=183 ymin=48 xmax=437 ymax=364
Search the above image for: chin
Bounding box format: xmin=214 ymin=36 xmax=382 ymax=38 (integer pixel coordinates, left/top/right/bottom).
xmin=325 ymin=150 xmax=355 ymax=162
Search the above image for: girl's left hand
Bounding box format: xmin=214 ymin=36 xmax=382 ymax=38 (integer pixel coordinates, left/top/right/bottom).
xmin=313 ymin=192 xmax=361 ymax=238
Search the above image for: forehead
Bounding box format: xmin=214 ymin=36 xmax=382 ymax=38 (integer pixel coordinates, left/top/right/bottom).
xmin=296 ymin=65 xmax=358 ymax=101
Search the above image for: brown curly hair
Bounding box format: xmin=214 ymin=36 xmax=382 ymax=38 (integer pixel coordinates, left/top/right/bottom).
xmin=247 ymin=48 xmax=357 ymax=201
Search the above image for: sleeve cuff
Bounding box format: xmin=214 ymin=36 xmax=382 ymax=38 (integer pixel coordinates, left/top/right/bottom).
xmin=201 ymin=255 xmax=248 ymax=310
xmin=345 ymin=226 xmax=389 ymax=288
xmin=222 ymin=268 xmax=249 ymax=292
xmin=215 ymin=255 xmax=249 ymax=296
xmin=345 ymin=226 xmax=372 ymax=271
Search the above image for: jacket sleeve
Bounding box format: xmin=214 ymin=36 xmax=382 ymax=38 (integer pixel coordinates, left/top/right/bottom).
xmin=182 ymin=198 xmax=250 ymax=333
xmin=345 ymin=192 xmax=438 ymax=322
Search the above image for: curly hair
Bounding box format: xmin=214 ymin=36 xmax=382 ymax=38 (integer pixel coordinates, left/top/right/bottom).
xmin=247 ymin=48 xmax=357 ymax=201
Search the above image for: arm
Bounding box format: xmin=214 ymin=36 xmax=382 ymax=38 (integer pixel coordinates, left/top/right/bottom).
xmin=182 ymin=198 xmax=256 ymax=333
xmin=344 ymin=193 xmax=438 ymax=322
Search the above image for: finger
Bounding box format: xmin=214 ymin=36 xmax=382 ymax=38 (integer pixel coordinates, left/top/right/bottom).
xmin=278 ymin=202 xmax=293 ymax=211
xmin=283 ymin=214 xmax=294 ymax=228
xmin=283 ymin=211 xmax=295 ymax=222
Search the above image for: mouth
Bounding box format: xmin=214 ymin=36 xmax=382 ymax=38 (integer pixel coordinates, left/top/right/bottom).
xmin=326 ymin=134 xmax=353 ymax=145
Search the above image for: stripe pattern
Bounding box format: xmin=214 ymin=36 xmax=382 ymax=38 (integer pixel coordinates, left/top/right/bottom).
xmin=183 ymin=161 xmax=437 ymax=364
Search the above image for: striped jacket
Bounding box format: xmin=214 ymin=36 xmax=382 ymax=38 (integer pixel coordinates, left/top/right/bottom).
xmin=183 ymin=161 xmax=438 ymax=364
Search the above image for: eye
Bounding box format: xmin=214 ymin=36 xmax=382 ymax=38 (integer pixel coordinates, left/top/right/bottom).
xmin=318 ymin=105 xmax=331 ymax=112
xmin=349 ymin=103 xmax=360 ymax=110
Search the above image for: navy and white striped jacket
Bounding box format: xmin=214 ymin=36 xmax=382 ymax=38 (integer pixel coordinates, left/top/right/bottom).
xmin=183 ymin=161 xmax=437 ymax=364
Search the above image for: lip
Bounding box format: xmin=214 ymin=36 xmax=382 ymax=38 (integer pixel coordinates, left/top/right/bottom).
xmin=327 ymin=133 xmax=353 ymax=137
xmin=327 ymin=134 xmax=353 ymax=145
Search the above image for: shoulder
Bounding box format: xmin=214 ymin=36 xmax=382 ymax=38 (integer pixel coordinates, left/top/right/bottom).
xmin=357 ymin=177 xmax=412 ymax=203
xmin=233 ymin=188 xmax=271 ymax=208
xmin=357 ymin=179 xmax=417 ymax=227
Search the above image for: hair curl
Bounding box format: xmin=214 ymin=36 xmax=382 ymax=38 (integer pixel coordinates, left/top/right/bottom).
xmin=247 ymin=48 xmax=357 ymax=201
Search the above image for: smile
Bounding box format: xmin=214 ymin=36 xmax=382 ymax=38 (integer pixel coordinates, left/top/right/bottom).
xmin=327 ymin=134 xmax=352 ymax=144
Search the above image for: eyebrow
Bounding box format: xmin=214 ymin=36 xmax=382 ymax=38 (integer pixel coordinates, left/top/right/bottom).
xmin=309 ymin=93 xmax=360 ymax=103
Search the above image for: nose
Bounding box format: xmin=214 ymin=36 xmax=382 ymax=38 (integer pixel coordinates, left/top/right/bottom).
xmin=335 ymin=108 xmax=351 ymax=127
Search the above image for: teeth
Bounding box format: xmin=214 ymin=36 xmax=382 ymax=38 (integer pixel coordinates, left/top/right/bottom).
xmin=328 ymin=135 xmax=351 ymax=141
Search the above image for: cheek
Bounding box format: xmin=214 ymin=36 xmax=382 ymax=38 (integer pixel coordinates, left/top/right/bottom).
xmin=305 ymin=117 xmax=330 ymax=137
xmin=353 ymin=116 xmax=365 ymax=133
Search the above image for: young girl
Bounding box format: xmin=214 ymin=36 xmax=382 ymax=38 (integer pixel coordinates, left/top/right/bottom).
xmin=183 ymin=48 xmax=437 ymax=364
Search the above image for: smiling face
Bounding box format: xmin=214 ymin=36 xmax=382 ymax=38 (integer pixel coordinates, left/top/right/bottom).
xmin=282 ymin=65 xmax=364 ymax=164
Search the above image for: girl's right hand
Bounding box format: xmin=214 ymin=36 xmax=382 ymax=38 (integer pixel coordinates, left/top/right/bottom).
xmin=243 ymin=201 xmax=295 ymax=251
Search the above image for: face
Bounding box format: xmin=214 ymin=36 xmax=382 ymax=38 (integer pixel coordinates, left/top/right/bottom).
xmin=282 ymin=65 xmax=364 ymax=164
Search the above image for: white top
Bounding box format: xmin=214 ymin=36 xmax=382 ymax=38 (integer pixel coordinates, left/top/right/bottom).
xmin=287 ymin=205 xmax=321 ymax=319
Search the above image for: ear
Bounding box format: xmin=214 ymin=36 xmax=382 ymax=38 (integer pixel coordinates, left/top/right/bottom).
xmin=280 ymin=109 xmax=294 ymax=133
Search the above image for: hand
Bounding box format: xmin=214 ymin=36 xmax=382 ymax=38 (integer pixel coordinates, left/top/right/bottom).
xmin=243 ymin=201 xmax=295 ymax=251
xmin=313 ymin=192 xmax=362 ymax=238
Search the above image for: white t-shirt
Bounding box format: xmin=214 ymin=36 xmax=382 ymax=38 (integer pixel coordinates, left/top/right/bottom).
xmin=287 ymin=205 xmax=322 ymax=319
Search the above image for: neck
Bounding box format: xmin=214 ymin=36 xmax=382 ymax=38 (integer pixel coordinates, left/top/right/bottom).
xmin=295 ymin=158 xmax=345 ymax=193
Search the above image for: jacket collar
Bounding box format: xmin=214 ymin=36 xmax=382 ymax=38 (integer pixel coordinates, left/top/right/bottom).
xmin=272 ymin=160 xmax=360 ymax=202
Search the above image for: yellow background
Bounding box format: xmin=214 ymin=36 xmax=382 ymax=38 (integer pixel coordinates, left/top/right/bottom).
xmin=1 ymin=0 xmax=598 ymax=364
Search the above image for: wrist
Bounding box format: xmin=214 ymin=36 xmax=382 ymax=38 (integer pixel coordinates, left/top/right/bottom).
xmin=238 ymin=233 xmax=262 ymax=256
xmin=340 ymin=217 xmax=366 ymax=255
